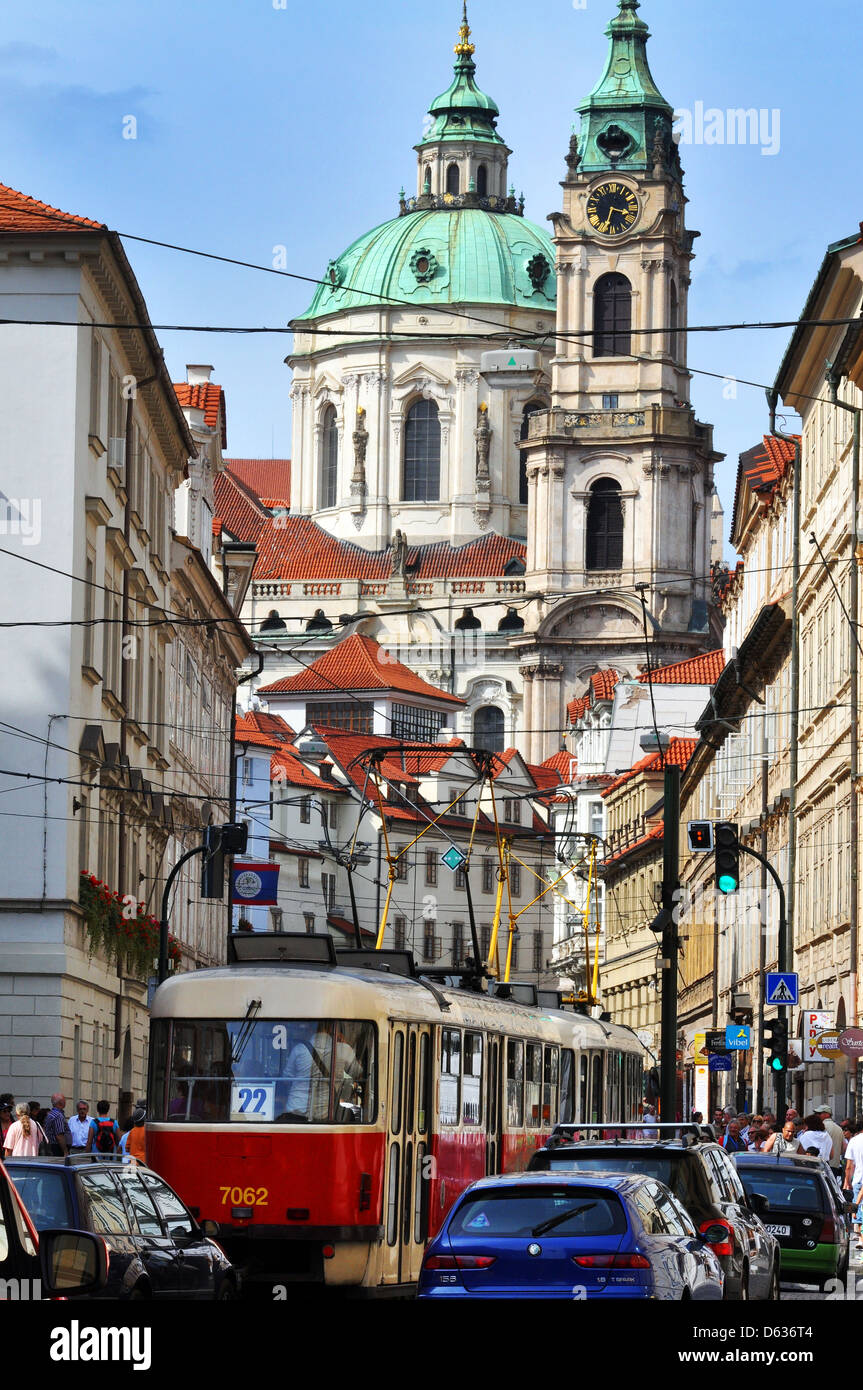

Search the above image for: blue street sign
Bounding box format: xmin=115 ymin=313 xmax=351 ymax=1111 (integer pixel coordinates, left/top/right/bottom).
xmin=726 ymin=1025 xmax=751 ymax=1052
xmin=709 ymin=1054 xmax=733 ymax=1072
xmin=765 ymin=972 xmax=799 ymax=1007
xmin=442 ymin=846 xmax=466 ymax=872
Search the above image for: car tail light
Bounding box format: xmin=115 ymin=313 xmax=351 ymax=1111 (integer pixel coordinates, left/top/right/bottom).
xmin=423 ymin=1254 xmax=496 ymax=1270
xmin=322 ymin=1244 xmax=335 ymax=1259
xmin=573 ymin=1253 xmax=651 ymax=1269
xmin=819 ymin=1216 xmax=835 ymax=1242
xmin=700 ymin=1219 xmax=734 ymax=1257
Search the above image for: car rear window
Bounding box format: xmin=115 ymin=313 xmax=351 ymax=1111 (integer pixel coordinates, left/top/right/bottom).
xmin=736 ymin=1167 xmax=825 ymax=1212
xmin=8 ymin=1169 xmax=73 ymax=1231
xmin=449 ymin=1187 xmax=628 ymax=1238
xmin=542 ymin=1151 xmax=708 ymax=1210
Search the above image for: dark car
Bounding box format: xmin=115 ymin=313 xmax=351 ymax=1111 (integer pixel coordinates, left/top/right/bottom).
xmin=0 ymin=1158 xmax=107 ymax=1299
xmin=6 ymin=1156 xmax=237 ymax=1300
xmin=527 ymin=1124 xmax=779 ymax=1301
xmin=417 ymin=1172 xmax=724 ymax=1300
xmin=733 ymin=1152 xmax=851 ymax=1290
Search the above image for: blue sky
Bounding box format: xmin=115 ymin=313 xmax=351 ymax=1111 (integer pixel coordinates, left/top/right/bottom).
xmin=0 ymin=0 xmax=858 ymax=555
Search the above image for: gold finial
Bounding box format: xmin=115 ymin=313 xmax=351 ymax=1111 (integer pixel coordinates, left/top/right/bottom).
xmin=357 ymin=406 xmax=366 ymax=418
xmin=454 ymin=1 xmax=475 ymax=56
xmin=479 ymin=401 xmax=488 ymax=414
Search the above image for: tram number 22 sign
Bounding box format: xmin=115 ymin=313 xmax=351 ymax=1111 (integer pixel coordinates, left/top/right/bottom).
xmin=230 ymin=1082 xmax=275 ymax=1122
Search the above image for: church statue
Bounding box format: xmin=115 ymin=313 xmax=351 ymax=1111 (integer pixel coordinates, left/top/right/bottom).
xmin=565 ymin=132 xmax=581 ymax=178
xmin=391 ymin=529 xmax=408 ymax=578
xmin=351 ymin=406 xmax=368 ymax=488
xmin=474 ymin=402 xmax=491 ymax=483
xmin=651 ymin=120 xmax=667 ymax=176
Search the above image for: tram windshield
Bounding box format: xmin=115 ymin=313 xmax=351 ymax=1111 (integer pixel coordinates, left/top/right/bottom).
xmin=149 ymin=1019 xmax=376 ymax=1125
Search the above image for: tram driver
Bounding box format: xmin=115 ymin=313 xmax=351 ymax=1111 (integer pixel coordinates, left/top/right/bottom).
xmin=275 ymin=1022 xmax=363 ymax=1124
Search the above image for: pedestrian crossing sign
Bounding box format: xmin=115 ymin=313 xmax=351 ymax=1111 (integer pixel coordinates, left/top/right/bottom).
xmin=765 ymin=972 xmax=798 ymax=1006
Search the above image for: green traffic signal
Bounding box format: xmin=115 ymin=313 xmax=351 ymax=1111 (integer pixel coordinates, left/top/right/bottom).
xmin=764 ymin=1016 xmax=788 ymax=1074
xmin=769 ymin=1055 xmax=786 ymax=1073
xmin=718 ymin=874 xmax=737 ymax=894
xmin=714 ymin=822 xmax=740 ymax=895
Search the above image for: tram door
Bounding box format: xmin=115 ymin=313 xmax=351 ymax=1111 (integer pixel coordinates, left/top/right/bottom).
xmin=382 ymin=1022 xmax=432 ymax=1287
xmin=485 ymin=1035 xmax=502 ymax=1175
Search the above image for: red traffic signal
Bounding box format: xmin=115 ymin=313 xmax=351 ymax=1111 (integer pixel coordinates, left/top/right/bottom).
xmin=687 ymin=821 xmax=713 ymax=852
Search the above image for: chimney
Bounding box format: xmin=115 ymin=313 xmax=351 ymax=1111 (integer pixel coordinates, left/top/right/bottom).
xmin=186 ymin=364 xmax=214 ymax=385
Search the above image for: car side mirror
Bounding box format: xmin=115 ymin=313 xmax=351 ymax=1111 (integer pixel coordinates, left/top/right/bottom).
xmin=39 ymin=1229 xmax=108 ymax=1298
xmin=748 ymin=1192 xmax=770 ymax=1217
xmin=200 ymin=1219 xmax=220 ymax=1239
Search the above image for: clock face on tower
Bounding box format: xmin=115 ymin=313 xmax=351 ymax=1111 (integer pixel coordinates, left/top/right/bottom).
xmin=586 ymin=182 xmax=640 ymax=237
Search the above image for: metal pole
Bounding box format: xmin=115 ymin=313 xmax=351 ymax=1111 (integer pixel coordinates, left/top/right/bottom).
xmin=159 ymin=844 xmax=208 ymax=984
xmin=660 ymin=765 xmax=681 ymax=1123
xmin=737 ymin=840 xmax=788 ymax=1118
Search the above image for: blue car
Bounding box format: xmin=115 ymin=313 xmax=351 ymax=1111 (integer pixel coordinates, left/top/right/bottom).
xmin=417 ymin=1172 xmax=725 ymax=1300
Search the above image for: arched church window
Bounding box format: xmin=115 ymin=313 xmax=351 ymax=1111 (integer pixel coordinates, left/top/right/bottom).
xmin=320 ymin=405 xmax=338 ymax=509
xmin=476 ymin=164 xmax=488 ymax=197
xmin=519 ymin=401 xmax=545 ymax=505
xmin=593 ymin=273 xmax=632 ymax=358
xmin=669 ymin=280 xmax=679 ymax=361
xmin=403 ymin=398 xmax=441 ymax=502
xmin=446 ymin=163 xmax=460 ymax=196
xmin=474 ymin=706 xmax=505 ymax=753
xmin=586 ymin=478 xmax=624 ymax=571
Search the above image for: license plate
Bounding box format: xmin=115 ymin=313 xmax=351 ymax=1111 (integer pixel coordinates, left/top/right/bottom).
xmin=765 ymin=1224 xmax=791 ymax=1237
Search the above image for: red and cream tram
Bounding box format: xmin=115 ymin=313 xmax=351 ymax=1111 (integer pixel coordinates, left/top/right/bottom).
xmin=147 ymin=935 xmax=646 ymax=1292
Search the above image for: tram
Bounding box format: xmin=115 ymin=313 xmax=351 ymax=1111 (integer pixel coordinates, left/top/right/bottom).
xmin=146 ymin=934 xmax=646 ymax=1292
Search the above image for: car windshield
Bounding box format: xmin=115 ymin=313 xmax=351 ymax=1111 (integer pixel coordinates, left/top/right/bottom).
xmin=449 ymin=1187 xmax=627 ymax=1239
xmin=736 ymin=1166 xmax=825 ymax=1212
xmin=543 ymin=1151 xmax=704 ymax=1209
xmin=8 ymin=1169 xmax=73 ymax=1231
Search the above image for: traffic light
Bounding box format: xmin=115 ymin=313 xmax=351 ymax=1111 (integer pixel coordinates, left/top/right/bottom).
xmin=200 ymin=825 xmax=225 ymax=899
xmin=764 ymin=1016 xmax=788 ymax=1074
xmin=687 ymin=821 xmax=714 ymax=853
xmin=714 ymin=822 xmax=740 ymax=894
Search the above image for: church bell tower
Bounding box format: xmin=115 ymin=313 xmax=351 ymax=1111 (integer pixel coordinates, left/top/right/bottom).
xmin=518 ymin=0 xmax=723 ymax=762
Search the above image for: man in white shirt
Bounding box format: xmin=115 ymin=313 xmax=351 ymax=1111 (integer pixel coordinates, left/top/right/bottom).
xmin=844 ymin=1122 xmax=863 ymax=1247
xmin=67 ymin=1099 xmax=91 ymax=1152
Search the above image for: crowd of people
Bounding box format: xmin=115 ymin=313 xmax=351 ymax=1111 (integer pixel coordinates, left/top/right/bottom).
xmin=0 ymin=1092 xmax=147 ymax=1161
xmin=691 ymin=1101 xmax=863 ymax=1247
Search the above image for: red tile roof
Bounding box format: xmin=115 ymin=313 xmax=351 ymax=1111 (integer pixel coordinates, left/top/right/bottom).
xmin=225 ymin=459 xmax=291 ymax=507
xmin=644 ymin=649 xmax=725 ymax=686
xmin=253 ymin=516 xmax=526 ymax=582
xmin=527 ymin=764 xmax=561 ymax=791
xmin=269 ymin=840 xmax=323 ymax=859
xmin=271 ymin=747 xmax=346 ymax=791
xmin=567 ymin=669 xmax=620 ymax=724
xmin=603 ymin=737 xmax=698 ymax=795
xmin=173 ymin=381 xmax=227 ymax=448
xmin=540 ymin=751 xmax=577 ymax=782
xmin=213 ymin=469 xmax=271 ymax=544
xmin=731 ymin=435 xmax=799 ymax=538
xmin=258 ymin=633 xmax=465 ymax=705
xmin=0 ymin=183 xmax=104 ymax=233
xmin=240 ymin=710 xmax=295 ymax=743
xmin=328 ymin=913 xmax=375 ymax=942
xmin=235 ymin=712 xmax=287 ymax=750
xmin=400 ymin=739 xmax=467 ymax=773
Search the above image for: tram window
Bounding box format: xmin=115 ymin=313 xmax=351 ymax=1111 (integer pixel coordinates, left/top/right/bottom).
xmin=560 ymin=1049 xmax=575 ymax=1124
xmin=488 ymin=1040 xmax=499 ymax=1133
xmin=525 ymin=1044 xmax=542 ymax=1128
xmin=462 ymin=1032 xmax=483 ymax=1126
xmin=610 ymin=1052 xmax=622 ymax=1120
xmin=579 ymin=1055 xmax=588 ymax=1123
xmin=506 ymin=1040 xmax=524 ymax=1127
xmin=148 ymin=1019 xmax=169 ymax=1121
xmin=440 ymin=1028 xmax=461 ymax=1126
xmin=406 ymin=1033 xmax=416 ymax=1133
xmin=161 ymin=1018 xmax=377 ymax=1126
xmin=591 ymin=1054 xmax=603 ymax=1122
xmin=417 ymin=1033 xmax=430 ymax=1134
xmin=402 ymin=1144 xmax=413 ymax=1246
xmin=542 ymin=1047 xmax=559 ymax=1125
xmin=386 ymin=1145 xmax=400 ymax=1247
xmin=391 ymin=1032 xmax=404 ymax=1136
xmin=414 ymin=1142 xmax=429 ymax=1243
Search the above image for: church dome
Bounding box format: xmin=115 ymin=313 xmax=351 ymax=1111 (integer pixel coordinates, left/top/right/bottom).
xmin=295 ymin=207 xmax=557 ymax=321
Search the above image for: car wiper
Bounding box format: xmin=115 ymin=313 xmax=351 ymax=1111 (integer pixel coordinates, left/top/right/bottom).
xmin=531 ymin=1203 xmax=596 ymax=1237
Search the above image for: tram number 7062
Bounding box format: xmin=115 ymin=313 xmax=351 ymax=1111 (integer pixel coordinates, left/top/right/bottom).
xmin=220 ymin=1187 xmax=269 ymax=1207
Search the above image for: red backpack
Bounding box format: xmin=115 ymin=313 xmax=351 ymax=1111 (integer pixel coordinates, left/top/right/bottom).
xmin=94 ymin=1118 xmax=117 ymax=1154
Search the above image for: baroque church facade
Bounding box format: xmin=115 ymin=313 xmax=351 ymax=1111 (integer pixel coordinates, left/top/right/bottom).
xmin=229 ymin=0 xmax=724 ymax=761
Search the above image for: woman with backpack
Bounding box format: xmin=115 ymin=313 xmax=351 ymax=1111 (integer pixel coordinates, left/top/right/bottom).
xmin=85 ymin=1099 xmax=121 ymax=1155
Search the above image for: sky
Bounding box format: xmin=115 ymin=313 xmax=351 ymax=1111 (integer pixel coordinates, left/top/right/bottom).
xmin=1 ymin=0 xmax=859 ymax=557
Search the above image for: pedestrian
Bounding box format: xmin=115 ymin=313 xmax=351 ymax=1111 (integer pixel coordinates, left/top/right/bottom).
xmin=748 ymin=1127 xmax=768 ymax=1153
xmin=690 ymin=1110 xmax=703 ymax=1125
xmin=843 ymin=1120 xmax=863 ymax=1247
xmin=640 ymin=1101 xmax=659 ymax=1139
xmin=763 ymin=1119 xmax=801 ymax=1156
xmin=28 ymin=1101 xmax=45 ymax=1126
xmin=796 ymin=1113 xmax=833 ymax=1163
xmin=0 ymin=1100 xmax=13 ymax=1147
xmin=122 ymin=1106 xmax=147 ymax=1164
xmin=721 ymin=1119 xmax=746 ymax=1153
xmin=738 ymin=1114 xmax=751 ymax=1145
xmin=85 ymin=1099 xmax=120 ymax=1155
xmin=67 ymin=1100 xmax=91 ymax=1153
xmin=712 ymin=1108 xmax=725 ymax=1135
xmin=43 ymin=1093 xmax=72 ymax=1156
xmin=763 ymin=1110 xmax=777 ymax=1130
xmin=814 ymin=1104 xmax=846 ymax=1178
xmin=2 ymin=1102 xmax=45 ymax=1158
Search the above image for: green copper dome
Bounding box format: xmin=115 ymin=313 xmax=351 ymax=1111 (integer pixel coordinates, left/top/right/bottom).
xmin=296 ymin=208 xmax=557 ymax=321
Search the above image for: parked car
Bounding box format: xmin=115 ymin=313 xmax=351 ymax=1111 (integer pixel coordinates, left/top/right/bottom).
xmin=733 ymin=1152 xmax=851 ymax=1289
xmin=417 ymin=1171 xmax=725 ymax=1300
xmin=0 ymin=1157 xmax=107 ymax=1299
xmin=527 ymin=1125 xmax=779 ymax=1300
xmin=6 ymin=1156 xmax=237 ymax=1300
